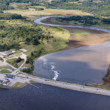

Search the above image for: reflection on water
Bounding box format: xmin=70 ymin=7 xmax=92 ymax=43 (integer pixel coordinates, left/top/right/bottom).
xmin=33 ymin=41 xmax=110 ymax=84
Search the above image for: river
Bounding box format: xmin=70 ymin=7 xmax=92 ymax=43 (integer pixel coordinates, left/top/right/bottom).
xmin=33 ymin=16 xmax=110 ymax=85
xmin=34 ymin=16 xmax=110 ymax=33
xmin=0 ymin=83 xmax=110 ymax=110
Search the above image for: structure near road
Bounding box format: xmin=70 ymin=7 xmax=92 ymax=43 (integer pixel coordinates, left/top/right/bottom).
xmin=1 ymin=51 xmax=15 ymax=57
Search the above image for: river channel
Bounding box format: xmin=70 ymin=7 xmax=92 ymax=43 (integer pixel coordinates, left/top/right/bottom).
xmin=1 ymin=83 xmax=110 ymax=110
xmin=33 ymin=16 xmax=110 ymax=85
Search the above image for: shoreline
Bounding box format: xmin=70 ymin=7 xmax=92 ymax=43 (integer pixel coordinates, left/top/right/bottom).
xmin=2 ymin=73 xmax=110 ymax=97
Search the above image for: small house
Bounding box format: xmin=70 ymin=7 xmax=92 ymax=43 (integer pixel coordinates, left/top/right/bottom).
xmin=2 ymin=80 xmax=10 ymax=86
xmin=1 ymin=51 xmax=13 ymax=57
xmin=5 ymin=74 xmax=16 ymax=79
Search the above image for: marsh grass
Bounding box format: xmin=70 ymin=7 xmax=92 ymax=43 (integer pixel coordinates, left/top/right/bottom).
xmin=72 ymin=29 xmax=92 ymax=39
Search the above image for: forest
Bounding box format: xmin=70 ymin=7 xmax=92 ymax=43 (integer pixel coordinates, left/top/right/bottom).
xmin=45 ymin=0 xmax=110 ymax=18
xmin=0 ymin=13 xmax=23 ymax=19
xmin=1 ymin=0 xmax=110 ymax=17
xmin=56 ymin=16 xmax=110 ymax=26
xmin=0 ymin=20 xmax=53 ymax=51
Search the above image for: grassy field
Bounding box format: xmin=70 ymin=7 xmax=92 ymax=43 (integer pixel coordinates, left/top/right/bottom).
xmin=0 ymin=69 xmax=11 ymax=73
xmin=4 ymin=8 xmax=90 ymax=16
xmin=4 ymin=4 xmax=91 ymax=20
xmin=7 ymin=58 xmax=24 ymax=68
xmin=9 ymin=82 xmax=27 ymax=89
xmin=72 ymin=29 xmax=92 ymax=39
xmin=0 ymin=57 xmax=4 ymax=62
xmin=0 ymin=66 xmax=8 ymax=69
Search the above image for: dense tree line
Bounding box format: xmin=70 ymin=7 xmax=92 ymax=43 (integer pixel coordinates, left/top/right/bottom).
xmin=23 ymin=49 xmax=43 ymax=73
xmin=45 ymin=0 xmax=110 ymax=18
xmin=56 ymin=16 xmax=110 ymax=26
xmin=0 ymin=4 xmax=14 ymax=10
xmin=0 ymin=13 xmax=23 ymax=20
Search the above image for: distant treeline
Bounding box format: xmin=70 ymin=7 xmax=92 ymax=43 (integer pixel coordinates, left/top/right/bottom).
xmin=2 ymin=0 xmax=110 ymax=18
xmin=0 ymin=13 xmax=23 ymax=20
xmin=45 ymin=0 xmax=110 ymax=18
xmin=0 ymin=0 xmax=41 ymax=4
xmin=31 ymin=7 xmax=44 ymax=10
xmin=56 ymin=16 xmax=110 ymax=26
xmin=0 ymin=4 xmax=14 ymax=10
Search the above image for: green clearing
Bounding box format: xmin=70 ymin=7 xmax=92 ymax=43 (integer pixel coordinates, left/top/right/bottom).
xmin=4 ymin=5 xmax=90 ymax=21
xmin=0 ymin=57 xmax=4 ymax=62
xmin=97 ymin=86 xmax=110 ymax=90
xmin=0 ymin=69 xmax=11 ymax=73
xmin=0 ymin=66 xmax=8 ymax=69
xmin=72 ymin=29 xmax=92 ymax=39
xmin=7 ymin=58 xmax=24 ymax=68
xmin=9 ymin=82 xmax=27 ymax=89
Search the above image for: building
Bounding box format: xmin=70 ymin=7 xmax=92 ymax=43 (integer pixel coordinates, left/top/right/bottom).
xmin=5 ymin=74 xmax=16 ymax=79
xmin=20 ymin=67 xmax=27 ymax=70
xmin=1 ymin=51 xmax=16 ymax=57
xmin=2 ymin=80 xmax=10 ymax=86
xmin=1 ymin=51 xmax=13 ymax=57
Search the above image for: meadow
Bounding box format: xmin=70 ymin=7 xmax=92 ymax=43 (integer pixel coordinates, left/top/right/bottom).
xmin=72 ymin=29 xmax=92 ymax=39
xmin=4 ymin=3 xmax=91 ymax=20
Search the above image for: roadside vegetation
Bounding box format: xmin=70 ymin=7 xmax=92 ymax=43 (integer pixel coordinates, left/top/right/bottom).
xmin=0 ymin=69 xmax=11 ymax=73
xmin=9 ymin=82 xmax=27 ymax=89
xmin=0 ymin=57 xmax=4 ymax=62
xmin=7 ymin=57 xmax=24 ymax=68
xmin=0 ymin=66 xmax=8 ymax=69
xmin=72 ymin=29 xmax=92 ymax=39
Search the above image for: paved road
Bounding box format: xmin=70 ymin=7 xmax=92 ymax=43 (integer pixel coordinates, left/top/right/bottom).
xmin=26 ymin=75 xmax=110 ymax=96
xmin=1 ymin=53 xmax=110 ymax=96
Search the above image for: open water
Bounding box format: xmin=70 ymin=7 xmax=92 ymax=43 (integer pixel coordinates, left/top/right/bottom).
xmin=0 ymin=83 xmax=110 ymax=110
